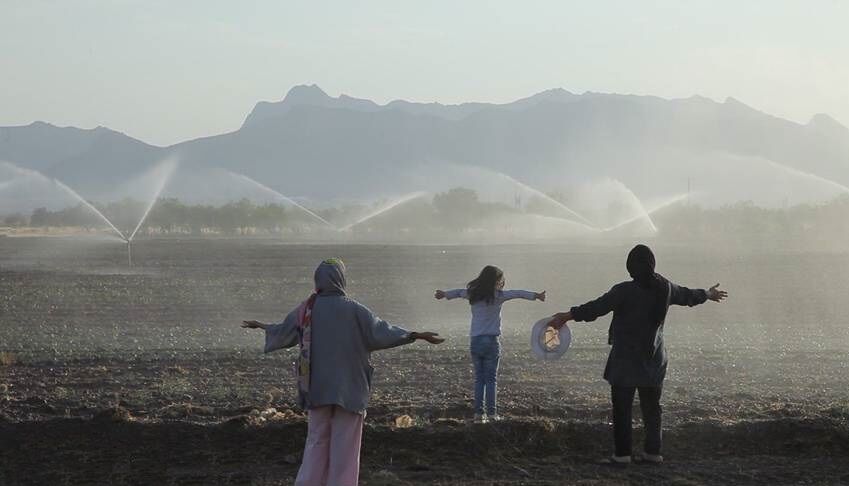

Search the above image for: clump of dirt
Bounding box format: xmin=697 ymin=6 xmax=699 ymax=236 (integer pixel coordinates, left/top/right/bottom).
xmin=224 ymin=414 xmax=266 ymax=428
xmin=164 ymin=365 xmax=190 ymax=375
xmin=394 ymin=414 xmax=415 ymax=428
xmin=0 ymin=352 xmax=18 ymax=366
xmin=261 ymin=407 xmax=303 ymax=422
xmin=223 ymin=407 xmax=304 ymax=428
xmin=158 ymin=402 xmax=216 ymax=419
xmin=432 ymin=418 xmax=464 ymax=428
xmin=93 ymin=406 xmax=133 ymax=422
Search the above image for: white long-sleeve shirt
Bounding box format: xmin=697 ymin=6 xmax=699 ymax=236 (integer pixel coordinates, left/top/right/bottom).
xmin=444 ymin=288 xmax=537 ymax=337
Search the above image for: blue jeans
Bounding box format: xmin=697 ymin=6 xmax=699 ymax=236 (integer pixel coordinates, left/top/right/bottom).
xmin=470 ymin=335 xmax=501 ymax=416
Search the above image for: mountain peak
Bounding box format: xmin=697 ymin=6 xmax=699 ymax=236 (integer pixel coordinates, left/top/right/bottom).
xmin=722 ymin=96 xmax=762 ymax=117
xmin=27 ymin=121 xmax=55 ymax=129
xmin=724 ymin=96 xmax=749 ymax=107
xmin=807 ymin=113 xmax=848 ymax=136
xmin=243 ymin=85 xmax=383 ymax=127
xmin=530 ymin=87 xmax=575 ymax=98
xmin=512 ymin=88 xmax=577 ymax=106
xmin=242 ymin=85 xmax=326 ymax=127
xmin=281 ymin=84 xmax=331 ymax=105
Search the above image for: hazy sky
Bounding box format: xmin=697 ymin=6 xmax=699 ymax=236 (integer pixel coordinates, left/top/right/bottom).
xmin=2 ymin=0 xmax=847 ymax=146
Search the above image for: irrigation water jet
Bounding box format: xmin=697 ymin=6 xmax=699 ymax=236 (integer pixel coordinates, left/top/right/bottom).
xmin=606 ymin=179 xmax=658 ymax=232
xmin=11 ymin=158 xmax=179 ymax=267
xmin=0 ymin=161 xmax=44 ymax=179
xmin=52 ymin=179 xmax=127 ymax=241
xmin=54 ymin=178 xmax=136 ymax=265
xmin=493 ymin=172 xmax=594 ymax=226
xmin=452 ymin=164 xmax=596 ymax=227
xmin=602 ymin=193 xmax=689 ymax=232
xmin=524 ymin=214 xmax=603 ymax=235
xmin=127 ymin=159 xmax=178 ymax=242
xmin=2 ymin=162 xmax=128 ymax=250
xmin=338 ymin=192 xmax=428 ymax=231
xmin=758 ymin=156 xmax=849 ymax=195
xmin=0 ymin=178 xmax=20 ymax=191
xmin=223 ymin=170 xmax=335 ymax=228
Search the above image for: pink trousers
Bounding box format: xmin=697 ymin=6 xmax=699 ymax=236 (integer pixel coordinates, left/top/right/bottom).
xmin=295 ymin=405 xmax=364 ymax=486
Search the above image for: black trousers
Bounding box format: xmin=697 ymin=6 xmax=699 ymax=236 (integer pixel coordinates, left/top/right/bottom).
xmin=611 ymin=385 xmax=663 ymax=457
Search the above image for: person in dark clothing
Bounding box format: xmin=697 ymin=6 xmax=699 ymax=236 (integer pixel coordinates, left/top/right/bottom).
xmin=551 ymin=244 xmax=727 ymax=464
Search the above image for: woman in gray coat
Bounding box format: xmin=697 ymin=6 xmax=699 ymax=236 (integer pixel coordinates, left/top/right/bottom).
xmin=242 ymin=258 xmax=444 ymax=485
xmin=551 ymin=244 xmax=727 ymax=465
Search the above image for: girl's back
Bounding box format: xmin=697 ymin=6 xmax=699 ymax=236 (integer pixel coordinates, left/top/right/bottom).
xmin=443 ymin=288 xmax=537 ymax=336
xmin=435 ymin=265 xmax=544 ymax=421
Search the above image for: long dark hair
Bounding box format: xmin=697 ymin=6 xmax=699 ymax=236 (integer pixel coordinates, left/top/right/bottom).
xmin=467 ymin=265 xmax=504 ymax=304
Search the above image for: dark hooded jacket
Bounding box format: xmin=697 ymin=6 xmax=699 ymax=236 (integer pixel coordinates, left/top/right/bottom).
xmin=264 ymin=259 xmax=415 ymax=412
xmin=570 ymin=246 xmax=708 ymax=387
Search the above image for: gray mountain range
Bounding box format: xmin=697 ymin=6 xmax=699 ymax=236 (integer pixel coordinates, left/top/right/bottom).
xmin=1 ymin=84 xmax=847 ymax=206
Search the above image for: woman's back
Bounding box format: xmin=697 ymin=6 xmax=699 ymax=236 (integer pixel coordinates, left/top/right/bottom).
xmin=569 ymin=278 xmax=709 ymax=386
xmin=308 ymin=295 xmax=371 ymax=412
xmin=309 ymin=294 xmax=414 ymax=411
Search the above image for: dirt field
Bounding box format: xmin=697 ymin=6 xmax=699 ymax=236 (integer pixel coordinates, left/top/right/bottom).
xmin=2 ymin=344 xmax=849 ymax=485
xmin=1 ymin=238 xmax=849 ymax=484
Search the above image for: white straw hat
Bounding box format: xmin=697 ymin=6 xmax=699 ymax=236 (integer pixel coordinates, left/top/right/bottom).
xmin=530 ymin=316 xmax=572 ymax=359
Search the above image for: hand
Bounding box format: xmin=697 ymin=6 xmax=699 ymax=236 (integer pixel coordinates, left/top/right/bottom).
xmin=434 ymin=290 xmax=446 ymax=300
xmin=549 ymin=311 xmax=572 ymax=330
xmin=411 ymin=332 xmax=445 ymax=344
xmin=241 ymin=320 xmax=266 ymax=330
xmin=707 ymin=283 xmax=727 ymax=302
xmin=536 ymin=290 xmax=546 ymax=302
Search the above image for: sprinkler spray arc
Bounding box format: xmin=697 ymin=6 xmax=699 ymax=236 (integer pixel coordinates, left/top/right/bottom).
xmin=122 ymin=159 xmax=179 ymax=267
xmin=338 ymin=192 xmax=429 ymax=232
xmin=223 ymin=170 xmax=335 ymax=228
xmin=52 ymin=158 xmax=179 ymax=267
xmin=57 ymin=177 xmax=135 ymax=265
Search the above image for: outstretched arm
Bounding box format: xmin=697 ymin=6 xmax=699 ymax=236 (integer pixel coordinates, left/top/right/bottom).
xmin=242 ymin=308 xmax=300 ymax=353
xmin=501 ymin=290 xmax=546 ymax=302
xmin=435 ymin=289 xmax=467 ymax=300
xmin=671 ymin=282 xmax=727 ymax=306
xmin=356 ymin=303 xmax=445 ymax=351
xmin=551 ymin=285 xmax=623 ymax=329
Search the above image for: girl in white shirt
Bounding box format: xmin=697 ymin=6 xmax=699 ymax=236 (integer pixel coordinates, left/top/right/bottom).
xmin=435 ymin=265 xmax=545 ymax=422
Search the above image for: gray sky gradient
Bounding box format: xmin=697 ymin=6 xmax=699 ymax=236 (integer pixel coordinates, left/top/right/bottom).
xmin=2 ymin=0 xmax=847 ymax=146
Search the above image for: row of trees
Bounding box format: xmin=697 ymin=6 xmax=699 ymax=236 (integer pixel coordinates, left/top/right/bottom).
xmin=4 ymin=190 xmax=849 ymax=247
xmin=16 ymin=198 xmax=323 ymax=235
xmin=3 ymin=188 xmax=520 ymax=235
xmin=653 ymin=197 xmax=849 ymax=247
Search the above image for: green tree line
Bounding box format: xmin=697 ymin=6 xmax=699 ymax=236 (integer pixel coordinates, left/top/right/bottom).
xmin=3 ymin=190 xmax=849 ymax=246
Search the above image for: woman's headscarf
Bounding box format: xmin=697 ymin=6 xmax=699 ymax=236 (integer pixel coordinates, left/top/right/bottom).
xmin=313 ymin=258 xmax=347 ymax=296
